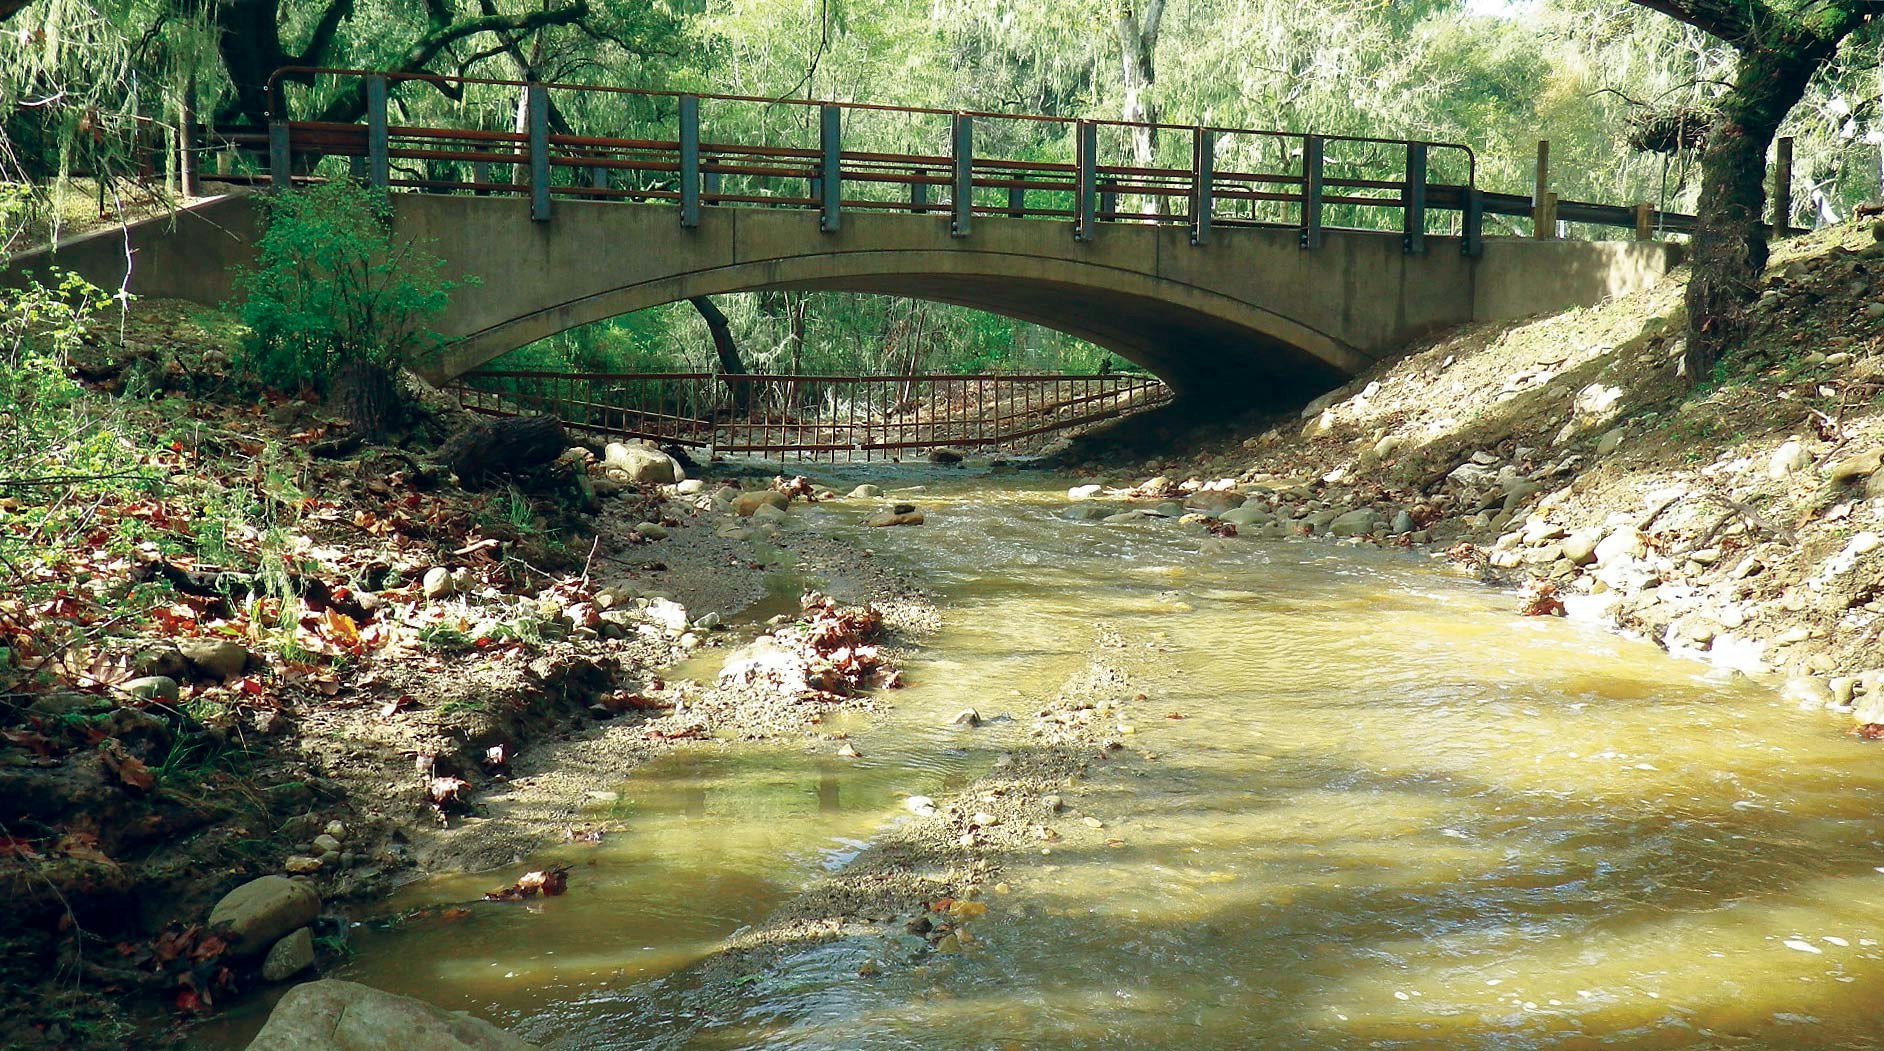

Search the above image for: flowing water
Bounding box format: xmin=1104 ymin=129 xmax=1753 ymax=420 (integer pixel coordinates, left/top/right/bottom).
xmin=199 ymin=473 xmax=1884 ymax=1050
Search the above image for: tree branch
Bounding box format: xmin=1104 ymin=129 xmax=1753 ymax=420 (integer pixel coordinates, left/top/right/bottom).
xmin=292 ymin=0 xmax=359 ymax=66
xmin=314 ymin=1 xmax=591 ymax=123
xmin=0 ymin=0 xmax=30 ymax=23
xmin=1626 ymin=0 xmax=1755 ymax=43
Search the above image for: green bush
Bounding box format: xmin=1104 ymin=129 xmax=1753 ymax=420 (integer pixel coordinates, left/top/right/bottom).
xmin=232 ymin=180 xmax=458 ymax=393
xmin=0 ymin=268 xmax=114 ymax=482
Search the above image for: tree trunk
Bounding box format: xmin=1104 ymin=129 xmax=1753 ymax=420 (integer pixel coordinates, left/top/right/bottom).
xmin=1115 ymin=0 xmax=1165 ymax=217
xmin=331 ymin=356 xmax=404 ymax=440
xmin=689 ymin=296 xmax=752 ymax=416
xmin=1681 ymin=45 xmax=1826 ymax=381
xmin=437 ymin=415 xmax=567 ymax=486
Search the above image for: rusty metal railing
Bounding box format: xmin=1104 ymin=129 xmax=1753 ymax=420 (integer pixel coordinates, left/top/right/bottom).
xmin=445 ymin=371 xmax=1170 ymax=461
xmin=232 ymin=66 xmax=1487 ymax=252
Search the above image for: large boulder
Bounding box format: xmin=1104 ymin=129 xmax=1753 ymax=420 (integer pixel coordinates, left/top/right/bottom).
xmin=208 ymin=876 xmax=320 ymax=958
xmin=603 ymin=442 xmax=682 ymax=485
xmin=1328 ymin=509 xmax=1382 ymax=537
xmin=245 ymin=980 xmax=537 ymax=1051
xmin=732 ymin=491 xmax=790 ymax=516
xmin=179 ymin=638 xmax=250 ymax=681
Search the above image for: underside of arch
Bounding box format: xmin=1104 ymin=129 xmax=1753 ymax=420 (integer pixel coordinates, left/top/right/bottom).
xmin=430 ymin=250 xmax=1362 ymax=407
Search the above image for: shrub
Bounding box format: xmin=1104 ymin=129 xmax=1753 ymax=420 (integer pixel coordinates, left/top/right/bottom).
xmin=232 ymin=180 xmax=457 ymax=394
xmin=0 ymin=269 xmax=115 ymax=483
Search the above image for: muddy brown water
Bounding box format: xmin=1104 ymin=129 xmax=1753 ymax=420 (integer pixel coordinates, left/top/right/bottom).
xmin=195 ymin=473 xmax=1884 ymax=1050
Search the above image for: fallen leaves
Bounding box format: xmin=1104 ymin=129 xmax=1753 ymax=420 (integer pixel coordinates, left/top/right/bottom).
xmin=99 ymin=738 xmax=155 ymax=791
xmin=1519 ymin=580 xmax=1567 ymax=617
xmin=485 ymin=864 xmax=569 ymax=902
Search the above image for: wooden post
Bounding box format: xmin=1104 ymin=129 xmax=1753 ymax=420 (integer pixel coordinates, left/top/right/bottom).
xmin=366 ymin=75 xmax=389 ymax=188
xmin=1532 ymin=139 xmax=1551 ymax=238
xmin=678 ymin=94 xmax=700 ymax=228
xmin=1402 ymin=141 xmax=1427 ymax=255
xmin=1299 ymin=134 xmax=1324 ymax=250
xmin=527 ymin=80 xmax=550 ymax=223
xmin=819 ymin=104 xmax=842 ymax=233
xmin=1634 ymin=202 xmax=1653 ymax=241
xmin=1191 ymin=126 xmax=1213 ymax=246
xmin=1774 ymin=136 xmax=1794 ymax=238
xmin=950 ymin=114 xmax=972 ymax=237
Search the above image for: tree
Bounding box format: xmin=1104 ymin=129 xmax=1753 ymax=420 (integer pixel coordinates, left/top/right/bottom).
xmin=1116 ymin=0 xmax=1165 ymax=168
xmin=1625 ymin=1 xmax=1875 ymax=381
xmin=196 ymin=0 xmax=593 ymax=127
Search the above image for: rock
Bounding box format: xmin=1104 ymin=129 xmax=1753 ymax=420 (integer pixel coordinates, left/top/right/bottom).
xmin=904 ymin=796 xmax=938 ymax=817
xmin=179 ymin=638 xmax=250 ymax=681
xmin=1184 ymin=490 xmax=1240 ymax=514
xmin=1593 ymin=527 xmax=1646 ymax=565
xmin=1152 ymin=500 xmax=1185 ymax=518
xmin=644 ymin=598 xmax=690 ymax=633
xmin=866 ymin=511 xmax=924 ymax=527
xmin=635 ymin=522 xmax=669 ymax=541
xmin=1867 ymin=302 xmax=1884 ymax=320
xmin=1390 ymin=510 xmax=1415 ymax=534
xmin=1596 ymin=429 xmax=1626 ymax=457
xmin=675 ymin=479 xmax=705 ymax=495
xmin=1826 ymin=448 xmax=1883 ymax=486
xmin=120 ymin=676 xmax=179 ymax=703
xmin=131 ymin=640 xmax=188 ymax=680
xmin=1328 ymin=509 xmax=1382 ymax=537
xmin=313 ymin=834 xmax=342 ymax=855
xmin=951 ymin=708 xmax=982 ymax=727
xmin=1768 ymin=439 xmax=1812 ymax=479
xmin=603 ymin=442 xmax=682 ymax=484
xmin=1562 ymin=531 xmax=1600 ymax=566
xmin=849 ymin=484 xmax=884 ymax=498
xmin=892 ymin=502 xmax=917 ymax=514
xmin=733 ymin=491 xmax=790 ymax=516
xmin=928 ymin=449 xmax=964 ymax=465
xmin=1372 ymin=434 xmax=1404 ymax=461
xmin=693 ymin=612 xmax=722 ymax=631
xmin=323 ymin=820 xmax=347 ymax=839
xmin=261 ymin=927 xmax=315 ymax=982
xmin=245 ymin=979 xmax=538 ymax=1051
xmin=1060 ymin=504 xmax=1110 ymax=521
xmin=836 ymin=741 xmax=861 ymax=758
xmin=751 ymin=502 xmax=787 ymax=523
xmin=209 ymin=875 xmax=320 ymax=957
xmin=283 ymin=855 xmax=323 ymax=874
xmin=1219 ymin=506 xmax=1273 ymax=527
xmin=422 ymin=567 xmax=454 ymax=600
xmin=1066 ymin=483 xmax=1103 ymax=500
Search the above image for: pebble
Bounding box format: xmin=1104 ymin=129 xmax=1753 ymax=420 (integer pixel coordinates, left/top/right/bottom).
xmin=421 ymin=567 xmax=454 ymax=600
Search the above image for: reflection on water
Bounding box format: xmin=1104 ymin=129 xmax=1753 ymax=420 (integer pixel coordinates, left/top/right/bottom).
xmin=193 ymin=474 xmax=1884 ymax=1050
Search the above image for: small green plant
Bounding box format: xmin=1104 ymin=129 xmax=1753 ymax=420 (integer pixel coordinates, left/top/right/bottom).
xmin=232 ymin=180 xmax=458 ymax=394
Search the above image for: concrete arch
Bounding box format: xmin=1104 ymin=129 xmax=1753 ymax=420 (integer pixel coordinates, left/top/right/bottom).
xmin=439 ymin=249 xmax=1367 ymax=402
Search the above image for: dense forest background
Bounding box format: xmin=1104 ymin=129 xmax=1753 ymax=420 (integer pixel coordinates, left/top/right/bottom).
xmin=3 ymin=0 xmax=1882 ymax=377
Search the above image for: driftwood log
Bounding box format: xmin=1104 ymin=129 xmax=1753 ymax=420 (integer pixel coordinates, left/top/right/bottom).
xmin=437 ymin=414 xmax=567 ymax=485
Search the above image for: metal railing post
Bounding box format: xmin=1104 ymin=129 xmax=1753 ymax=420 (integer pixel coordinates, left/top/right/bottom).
xmin=1402 ymin=142 xmax=1427 ymax=255
xmin=1634 ymin=202 xmax=1653 ymax=241
xmin=1074 ymin=121 xmax=1096 ymax=242
xmin=472 ymin=160 xmax=491 ymax=196
xmin=1773 ymin=136 xmax=1794 ymax=238
xmin=820 ymin=104 xmax=842 ymax=232
xmin=1532 ymin=139 xmax=1551 ymax=239
xmin=951 ymin=113 xmax=972 ymax=237
xmin=269 ymin=121 xmax=291 ymax=189
xmin=679 ymin=94 xmax=700 ymax=227
xmin=527 ymin=80 xmax=551 ymax=222
xmin=1299 ymin=134 xmax=1324 ymax=250
xmin=1462 ymin=187 xmax=1484 ymax=258
xmin=1190 ymin=127 xmax=1212 ymax=246
xmin=1007 ymin=185 xmax=1025 ymax=218
xmin=366 ymin=74 xmax=389 ymax=188
xmin=910 ymin=177 xmax=928 ymax=213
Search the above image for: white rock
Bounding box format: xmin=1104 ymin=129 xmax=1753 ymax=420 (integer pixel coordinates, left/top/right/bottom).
xmin=422 ymin=567 xmax=454 ymax=600
xmin=1768 ymin=439 xmax=1812 ymax=479
xmin=1593 ymin=527 xmax=1647 ymax=565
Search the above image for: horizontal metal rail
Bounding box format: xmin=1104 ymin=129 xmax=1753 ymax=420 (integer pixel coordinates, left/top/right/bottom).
xmin=235 ymin=66 xmax=1498 ymax=254
xmin=445 ymin=371 xmax=1171 ymax=462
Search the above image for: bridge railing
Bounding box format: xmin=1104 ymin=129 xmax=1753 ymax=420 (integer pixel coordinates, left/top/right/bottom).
xmin=444 ymin=370 xmax=1170 ymax=461
xmin=239 ymin=67 xmax=1501 ymax=254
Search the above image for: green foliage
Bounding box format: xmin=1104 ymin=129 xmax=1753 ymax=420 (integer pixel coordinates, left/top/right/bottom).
xmin=0 ymin=269 xmax=123 ymax=484
xmin=233 ymin=180 xmax=458 ymax=393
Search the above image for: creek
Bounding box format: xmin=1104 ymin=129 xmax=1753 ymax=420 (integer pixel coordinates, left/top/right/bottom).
xmin=202 ymin=471 xmax=1884 ymax=1049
